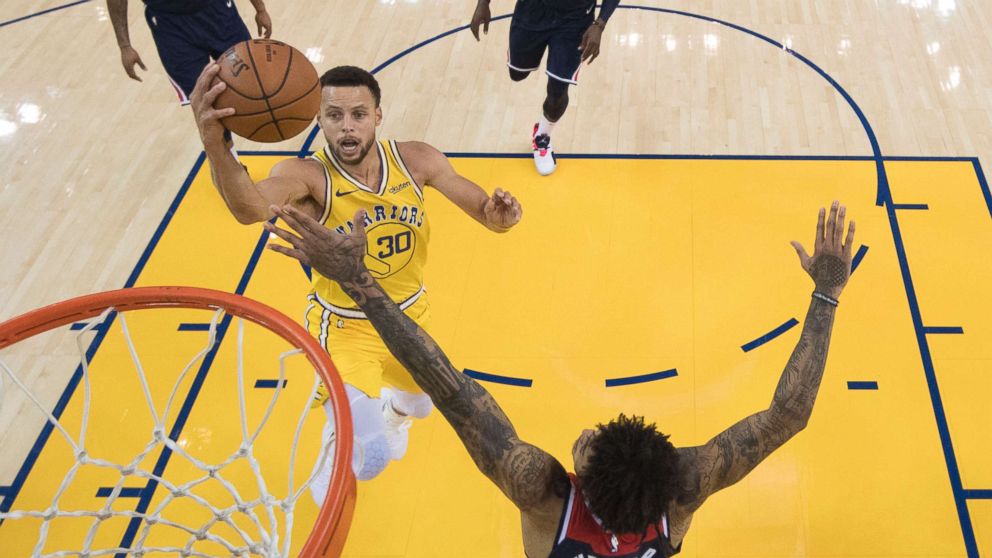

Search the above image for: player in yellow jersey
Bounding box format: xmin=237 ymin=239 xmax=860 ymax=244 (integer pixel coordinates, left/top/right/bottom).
xmin=189 ymin=64 xmax=522 ymax=482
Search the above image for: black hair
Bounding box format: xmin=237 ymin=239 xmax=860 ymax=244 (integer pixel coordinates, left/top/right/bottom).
xmin=319 ymin=66 xmax=381 ymax=106
xmin=582 ymin=414 xmax=681 ymax=535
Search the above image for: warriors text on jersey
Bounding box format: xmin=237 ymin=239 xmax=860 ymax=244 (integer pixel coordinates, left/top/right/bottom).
xmin=546 ymin=474 xmax=681 ymax=558
xmin=309 ymin=139 xmax=430 ymax=318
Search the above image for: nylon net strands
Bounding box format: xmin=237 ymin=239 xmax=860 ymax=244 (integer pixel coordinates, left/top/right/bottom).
xmin=0 ymin=287 xmax=355 ymax=557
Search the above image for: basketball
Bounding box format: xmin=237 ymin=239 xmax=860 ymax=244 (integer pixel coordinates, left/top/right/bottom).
xmin=213 ymin=39 xmax=321 ymax=143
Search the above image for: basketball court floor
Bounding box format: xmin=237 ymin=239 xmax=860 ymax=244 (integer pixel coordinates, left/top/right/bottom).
xmin=1 ymin=0 xmax=991 ymax=556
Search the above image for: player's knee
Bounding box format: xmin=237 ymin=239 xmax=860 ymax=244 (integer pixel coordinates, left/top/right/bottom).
xmin=509 ymin=68 xmax=530 ymax=82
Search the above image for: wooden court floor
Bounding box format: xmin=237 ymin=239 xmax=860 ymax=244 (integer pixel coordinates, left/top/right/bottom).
xmin=2 ymin=0 xmax=991 ymax=556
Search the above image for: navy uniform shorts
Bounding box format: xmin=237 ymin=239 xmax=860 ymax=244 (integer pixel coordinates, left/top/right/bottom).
xmin=144 ymin=0 xmax=251 ymax=104
xmin=507 ymin=0 xmax=595 ymax=85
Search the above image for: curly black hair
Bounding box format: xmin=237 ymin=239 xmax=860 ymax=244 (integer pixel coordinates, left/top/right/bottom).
xmin=581 ymin=414 xmax=681 ymax=535
xmin=319 ymin=66 xmax=382 ymax=107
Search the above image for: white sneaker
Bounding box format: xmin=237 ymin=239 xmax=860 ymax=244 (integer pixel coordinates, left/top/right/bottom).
xmin=381 ymin=393 xmax=413 ymax=461
xmin=532 ymin=123 xmax=557 ymax=176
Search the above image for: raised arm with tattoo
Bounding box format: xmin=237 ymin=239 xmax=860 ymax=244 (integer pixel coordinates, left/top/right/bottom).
xmin=684 ymin=201 xmax=856 ymax=506
xmin=264 ymin=205 xmax=567 ymax=511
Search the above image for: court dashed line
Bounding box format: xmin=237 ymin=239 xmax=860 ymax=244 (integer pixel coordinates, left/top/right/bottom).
xmin=254 ymin=379 xmax=287 ymax=388
xmin=463 ymin=369 xmax=532 ymax=387
xmin=605 ymin=369 xmax=678 ymax=388
xmin=847 ymin=381 xmax=879 ymax=390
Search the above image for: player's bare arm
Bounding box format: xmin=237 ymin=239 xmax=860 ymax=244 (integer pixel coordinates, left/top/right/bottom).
xmin=106 ymin=0 xmax=147 ymax=81
xmin=245 ymin=0 xmax=272 ymax=38
xmin=398 ymin=141 xmax=522 ymax=232
xmin=578 ymin=0 xmax=620 ymax=63
xmin=682 ymin=201 xmax=856 ymax=508
xmin=470 ymin=0 xmax=492 ymax=41
xmin=263 ymin=205 xmax=567 ymax=513
xmin=189 ymin=63 xmax=325 ymax=224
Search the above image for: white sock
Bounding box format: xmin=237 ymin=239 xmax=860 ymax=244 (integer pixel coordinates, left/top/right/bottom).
xmin=536 ymin=116 xmax=556 ymax=137
xmin=382 ymin=387 xmax=433 ymax=419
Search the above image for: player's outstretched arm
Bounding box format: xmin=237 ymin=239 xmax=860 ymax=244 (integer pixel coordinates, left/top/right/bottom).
xmin=683 ymin=201 xmax=856 ymax=507
xmin=264 ymin=205 xmax=567 ymax=511
xmin=189 ymin=63 xmax=318 ymax=224
xmin=399 ymin=141 xmax=522 ymax=232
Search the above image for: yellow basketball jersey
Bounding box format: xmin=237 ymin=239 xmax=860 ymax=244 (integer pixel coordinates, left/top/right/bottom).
xmin=308 ymin=140 xmax=430 ymax=318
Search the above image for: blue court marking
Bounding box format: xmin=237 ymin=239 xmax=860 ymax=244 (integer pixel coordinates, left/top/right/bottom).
xmin=741 ymin=318 xmax=800 ymax=353
xmin=96 ymin=487 xmax=144 ymax=498
xmin=0 ymin=486 xmax=10 ymax=496
xmin=924 ymin=326 xmax=965 ymax=335
xmin=891 ymin=203 xmax=929 ymax=210
xmin=177 ymin=323 xmax=211 ymax=331
xmin=254 ymin=379 xmax=287 ymax=388
xmin=883 ymin=185 xmax=977 ymax=554
xmin=463 ymin=369 xmax=533 ymax=387
xmin=605 ymin=369 xmax=678 ymax=388
xmin=974 ymin=159 xmax=992 ymax=221
xmin=962 ymin=490 xmax=992 ymax=499
xmin=0 ymin=152 xmax=206 ymax=526
xmin=70 ymin=321 xmax=108 ymax=331
xmin=0 ymin=0 xmax=90 ymax=29
xmin=851 ymin=245 xmax=869 ymax=273
xmin=847 ymin=381 xmax=879 ymax=390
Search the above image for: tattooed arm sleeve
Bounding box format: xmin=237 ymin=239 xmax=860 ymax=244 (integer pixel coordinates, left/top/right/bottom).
xmin=340 ymin=272 xmax=569 ymax=510
xmin=688 ymin=297 xmax=837 ymax=502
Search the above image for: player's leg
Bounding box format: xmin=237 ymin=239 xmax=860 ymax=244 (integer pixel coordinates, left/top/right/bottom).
xmin=202 ymin=0 xmax=253 ymax=60
xmin=507 ymin=22 xmax=548 ymax=82
xmin=143 ymin=7 xmax=210 ymax=105
xmin=532 ymin=17 xmax=589 ymax=176
xmin=305 ymin=306 xmax=393 ymax=491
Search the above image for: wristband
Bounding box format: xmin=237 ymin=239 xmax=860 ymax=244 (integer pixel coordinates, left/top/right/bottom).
xmin=812 ymin=292 xmax=839 ymax=307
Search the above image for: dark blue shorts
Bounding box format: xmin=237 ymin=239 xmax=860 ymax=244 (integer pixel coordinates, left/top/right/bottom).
xmin=507 ymin=4 xmax=593 ymax=85
xmin=144 ymin=0 xmax=251 ymax=104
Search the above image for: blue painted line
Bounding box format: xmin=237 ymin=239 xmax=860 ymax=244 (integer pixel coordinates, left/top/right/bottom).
xmin=0 ymin=486 xmax=10 ymax=496
xmin=0 ymin=0 xmax=90 ymax=29
xmin=741 ymin=318 xmax=799 ymax=352
xmin=962 ymin=490 xmax=992 ymax=499
xmin=891 ymin=203 xmax=929 ymax=210
xmin=850 ymin=245 xmax=869 ymax=274
xmin=116 ymin=220 xmax=274 ymax=554
xmin=924 ymin=326 xmax=965 ymax=335
xmin=177 ymin=323 xmax=211 ymax=331
xmin=239 ymin=150 xmax=976 ymax=164
xmin=300 ymin=262 xmax=312 ymax=280
xmin=883 ymin=186 xmax=976 ymax=554
xmin=463 ymin=369 xmax=533 ymax=387
xmin=254 ymin=379 xmax=287 ymax=389
xmin=847 ymin=381 xmax=878 ymax=390
xmin=973 ymin=159 xmax=992 ymax=222
xmin=605 ymin=369 xmax=678 ymax=387
xmin=70 ymin=322 xmax=107 ymax=331
xmin=0 ymin=153 xmax=207 ymax=525
xmin=96 ymin=487 xmax=144 ymax=498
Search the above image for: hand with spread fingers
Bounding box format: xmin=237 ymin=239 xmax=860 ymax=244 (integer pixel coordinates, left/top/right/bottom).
xmin=790 ymin=200 xmax=856 ymax=300
xmin=482 ymin=188 xmax=523 ymax=232
xmin=265 ymin=205 xmax=369 ymax=284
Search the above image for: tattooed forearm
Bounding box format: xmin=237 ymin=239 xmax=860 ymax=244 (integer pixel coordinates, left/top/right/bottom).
xmin=770 ymin=297 xmax=835 ymax=428
xmin=340 ymin=271 xmax=566 ymax=508
xmin=690 ymin=297 xmax=837 ymax=501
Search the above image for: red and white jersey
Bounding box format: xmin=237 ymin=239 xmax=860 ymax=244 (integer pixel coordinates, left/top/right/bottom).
xmin=547 ymin=474 xmax=681 ymax=558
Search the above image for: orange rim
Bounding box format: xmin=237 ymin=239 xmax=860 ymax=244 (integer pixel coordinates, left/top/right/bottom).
xmin=0 ymin=286 xmax=356 ymax=557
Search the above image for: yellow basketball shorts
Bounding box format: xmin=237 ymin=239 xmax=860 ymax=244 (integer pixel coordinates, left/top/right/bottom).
xmin=304 ymin=294 xmax=430 ymax=397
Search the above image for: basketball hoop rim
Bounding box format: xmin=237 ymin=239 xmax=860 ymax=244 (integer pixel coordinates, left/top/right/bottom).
xmin=0 ymin=286 xmax=356 ymax=557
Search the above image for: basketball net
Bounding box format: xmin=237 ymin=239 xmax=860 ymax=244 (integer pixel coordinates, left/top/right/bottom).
xmin=0 ymin=287 xmax=355 ymax=557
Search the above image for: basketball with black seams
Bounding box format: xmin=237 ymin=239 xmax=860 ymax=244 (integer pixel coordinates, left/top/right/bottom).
xmin=213 ymin=39 xmax=320 ymax=143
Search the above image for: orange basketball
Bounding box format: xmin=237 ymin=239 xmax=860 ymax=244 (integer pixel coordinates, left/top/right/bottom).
xmin=213 ymin=39 xmax=321 ymax=143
